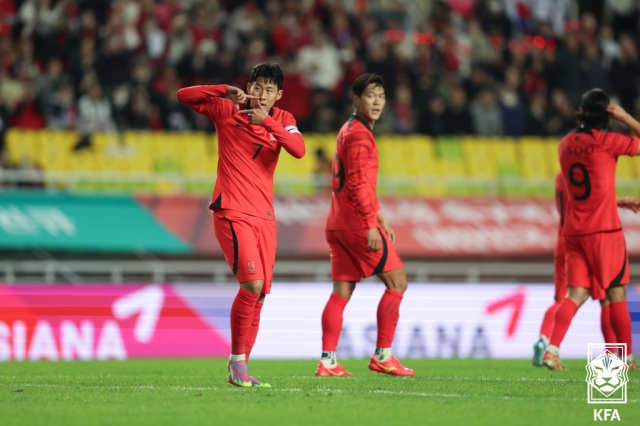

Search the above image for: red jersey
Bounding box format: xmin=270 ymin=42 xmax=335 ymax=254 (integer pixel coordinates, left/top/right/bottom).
xmin=326 ymin=115 xmax=381 ymax=231
xmin=177 ymin=85 xmax=305 ymax=220
xmin=559 ymin=127 xmax=638 ymax=236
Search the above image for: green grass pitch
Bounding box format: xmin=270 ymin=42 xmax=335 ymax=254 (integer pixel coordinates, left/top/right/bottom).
xmin=1 ymin=358 xmax=638 ymax=426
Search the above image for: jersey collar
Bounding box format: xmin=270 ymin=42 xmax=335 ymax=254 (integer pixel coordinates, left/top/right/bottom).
xmin=245 ymin=100 xmax=274 ymax=116
xmin=349 ymin=114 xmax=372 ymax=132
xmin=573 ymin=126 xmax=594 ymax=137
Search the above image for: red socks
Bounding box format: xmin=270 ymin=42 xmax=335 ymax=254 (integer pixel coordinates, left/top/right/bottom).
xmin=321 ymin=293 xmax=348 ymax=351
xmin=539 ymin=301 xmax=561 ymax=339
xmin=230 ymin=288 xmax=260 ymax=355
xmin=377 ymin=289 xmax=403 ymax=348
xmin=245 ymin=301 xmax=264 ymax=361
xmin=600 ymin=304 xmax=617 ymax=344
xmin=549 ymin=298 xmax=578 ymax=348
xmin=610 ymin=301 xmax=633 ymax=356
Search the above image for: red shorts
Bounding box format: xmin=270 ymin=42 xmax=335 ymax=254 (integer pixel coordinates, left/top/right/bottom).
xmin=326 ymin=228 xmax=404 ymax=282
xmin=565 ymin=230 xmax=629 ymax=301
xmin=553 ymin=234 xmax=568 ymax=302
xmin=213 ymin=209 xmax=277 ymax=293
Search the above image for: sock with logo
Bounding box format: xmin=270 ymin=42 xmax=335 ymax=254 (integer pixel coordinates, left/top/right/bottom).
xmin=549 ymin=298 xmax=578 ymax=348
xmin=320 ymin=351 xmax=337 ymax=368
xmin=609 ymin=300 xmax=633 ymax=356
xmin=539 ymin=301 xmax=561 ymax=342
xmin=374 ymin=347 xmax=392 ymax=362
xmin=244 ymin=300 xmax=264 ymax=362
xmin=376 ymin=289 xmax=403 ymax=348
xmin=321 ymin=293 xmax=348 ymax=352
xmin=600 ymin=304 xmax=617 ymax=344
xmin=230 ymin=288 xmax=260 ymax=356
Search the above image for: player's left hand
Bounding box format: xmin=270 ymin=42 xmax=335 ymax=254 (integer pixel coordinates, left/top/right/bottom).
xmin=381 ymin=223 xmax=396 ymax=243
xmin=617 ymin=196 xmax=640 ymax=213
xmin=238 ymin=101 xmax=269 ymax=126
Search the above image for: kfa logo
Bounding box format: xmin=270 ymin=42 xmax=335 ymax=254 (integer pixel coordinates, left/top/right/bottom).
xmin=586 ymin=343 xmax=628 ymax=404
xmin=593 ymin=409 xmax=621 ymax=421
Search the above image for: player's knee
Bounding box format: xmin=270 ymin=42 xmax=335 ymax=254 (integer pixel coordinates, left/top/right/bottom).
xmin=606 ymin=286 xmax=626 ymax=303
xmin=257 ymin=293 xmax=266 ymax=304
xmin=333 ymin=281 xmax=355 ymax=301
xmin=240 ymin=280 xmax=264 ymax=295
xmin=568 ymin=286 xmax=590 ymax=307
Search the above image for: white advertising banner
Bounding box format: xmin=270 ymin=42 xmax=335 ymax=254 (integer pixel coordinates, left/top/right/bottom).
xmin=252 ymin=283 xmax=605 ymax=360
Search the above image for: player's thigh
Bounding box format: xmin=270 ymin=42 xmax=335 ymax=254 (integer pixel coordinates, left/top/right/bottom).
xmin=325 ymin=230 xmax=361 ymax=282
xmin=213 ymin=210 xmax=264 ymax=284
xmin=255 ymin=218 xmax=277 ymax=294
xmin=584 ymin=231 xmax=629 ymax=301
xmin=565 ymin=235 xmax=594 ymax=299
xmin=334 ymin=228 xmax=403 ymax=280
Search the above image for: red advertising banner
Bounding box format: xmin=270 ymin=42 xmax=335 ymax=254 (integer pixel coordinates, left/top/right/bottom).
xmin=137 ymin=196 xmax=640 ymax=257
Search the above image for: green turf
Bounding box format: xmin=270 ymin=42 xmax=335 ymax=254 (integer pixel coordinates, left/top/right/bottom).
xmin=1 ymin=359 xmax=638 ymax=426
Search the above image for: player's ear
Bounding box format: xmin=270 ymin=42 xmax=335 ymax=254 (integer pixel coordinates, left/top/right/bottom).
xmin=247 ymin=82 xmax=252 ymax=93
xmin=276 ymin=89 xmax=283 ymax=101
xmin=353 ymin=95 xmax=360 ymax=108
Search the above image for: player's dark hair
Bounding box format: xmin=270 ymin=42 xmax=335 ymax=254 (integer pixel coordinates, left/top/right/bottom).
xmin=353 ymin=74 xmax=385 ymax=97
xmin=576 ymin=88 xmax=610 ymax=130
xmin=250 ymin=62 xmax=284 ymax=90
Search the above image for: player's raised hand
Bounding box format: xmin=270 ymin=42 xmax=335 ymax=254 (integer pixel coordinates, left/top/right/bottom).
xmin=238 ymin=101 xmax=268 ymax=126
xmin=367 ymin=228 xmax=382 ymax=252
xmin=607 ymin=103 xmax=631 ymax=123
xmin=617 ymin=196 xmax=640 ymax=213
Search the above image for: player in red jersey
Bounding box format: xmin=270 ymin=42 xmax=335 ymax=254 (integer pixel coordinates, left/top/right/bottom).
xmin=543 ymin=89 xmax=640 ymax=370
xmin=177 ymin=63 xmax=305 ymax=386
xmin=532 ymin=171 xmax=640 ymax=366
xmin=316 ymin=74 xmax=414 ymax=377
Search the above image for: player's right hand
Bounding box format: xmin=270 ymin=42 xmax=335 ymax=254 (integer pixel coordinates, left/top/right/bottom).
xmin=226 ymin=86 xmax=261 ymax=112
xmin=367 ymin=228 xmax=382 ymax=252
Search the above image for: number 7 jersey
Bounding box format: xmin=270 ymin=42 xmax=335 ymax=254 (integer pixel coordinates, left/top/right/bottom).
xmin=559 ymin=127 xmax=638 ymax=236
xmin=177 ymin=85 xmax=305 ymax=220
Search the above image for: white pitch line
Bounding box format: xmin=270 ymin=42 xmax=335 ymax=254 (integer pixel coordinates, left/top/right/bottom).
xmin=2 ymin=383 xmax=638 ymax=403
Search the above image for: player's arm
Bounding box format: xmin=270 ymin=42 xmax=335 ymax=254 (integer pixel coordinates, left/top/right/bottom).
xmin=345 ymin=133 xmax=381 ymax=251
xmin=176 ymin=85 xmax=254 ymax=118
xmin=617 ymin=197 xmax=640 ymax=213
xmin=607 ymin=103 xmax=640 ymax=155
xmin=239 ymin=106 xmax=305 ymax=158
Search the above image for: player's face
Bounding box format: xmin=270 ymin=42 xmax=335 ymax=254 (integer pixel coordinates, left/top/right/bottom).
xmin=247 ymin=77 xmax=282 ymax=111
xmin=354 ymin=84 xmax=385 ymax=122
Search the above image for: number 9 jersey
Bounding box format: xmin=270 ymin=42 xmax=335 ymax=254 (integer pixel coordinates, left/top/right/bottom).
xmin=559 ymin=127 xmax=638 ymax=236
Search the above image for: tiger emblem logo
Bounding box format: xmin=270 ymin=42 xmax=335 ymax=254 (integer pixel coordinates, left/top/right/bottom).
xmin=585 ymin=349 xmax=629 ymax=398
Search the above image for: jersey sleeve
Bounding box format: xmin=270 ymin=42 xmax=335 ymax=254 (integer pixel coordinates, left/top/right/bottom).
xmin=176 ymin=85 xmax=235 ymax=122
xmin=345 ymin=131 xmax=378 ymax=229
xmin=605 ymin=132 xmax=639 ymax=157
xmin=262 ymin=112 xmax=305 ymax=159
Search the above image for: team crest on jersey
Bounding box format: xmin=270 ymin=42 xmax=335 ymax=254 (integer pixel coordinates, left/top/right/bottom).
xmin=586 ymin=343 xmax=628 ymax=404
xmin=247 ymin=261 xmax=256 ymax=275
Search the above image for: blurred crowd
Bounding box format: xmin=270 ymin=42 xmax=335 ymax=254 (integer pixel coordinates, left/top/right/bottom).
xmin=0 ymin=0 xmax=640 ymax=160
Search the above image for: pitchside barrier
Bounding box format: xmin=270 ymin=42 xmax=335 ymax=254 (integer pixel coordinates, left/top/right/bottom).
xmin=1 ymin=283 xmax=638 ymax=361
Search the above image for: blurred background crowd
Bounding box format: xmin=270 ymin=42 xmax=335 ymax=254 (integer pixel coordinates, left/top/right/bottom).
xmin=0 ymin=0 xmax=640 ymax=152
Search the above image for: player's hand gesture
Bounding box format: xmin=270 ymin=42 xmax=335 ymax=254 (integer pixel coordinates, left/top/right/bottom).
xmin=367 ymin=228 xmax=382 ymax=252
xmin=238 ymin=101 xmax=269 ymax=126
xmin=617 ymin=196 xmax=640 ymax=213
xmin=607 ymin=103 xmax=631 ymax=124
xmin=226 ymin=86 xmax=261 ymax=112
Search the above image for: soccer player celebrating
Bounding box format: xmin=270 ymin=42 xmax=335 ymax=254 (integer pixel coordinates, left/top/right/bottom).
xmin=316 ymin=74 xmax=414 ymax=377
xmin=533 ymin=171 xmax=640 ymax=366
xmin=543 ymin=89 xmax=640 ymax=370
xmin=177 ymin=63 xmax=305 ymax=386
